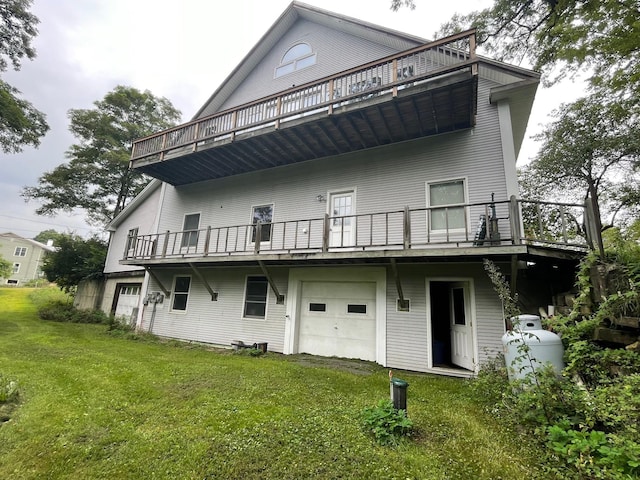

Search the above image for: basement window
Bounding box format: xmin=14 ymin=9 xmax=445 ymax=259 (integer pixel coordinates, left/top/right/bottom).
xmin=244 ymin=276 xmax=268 ymax=318
xmin=171 ymin=276 xmax=191 ymax=312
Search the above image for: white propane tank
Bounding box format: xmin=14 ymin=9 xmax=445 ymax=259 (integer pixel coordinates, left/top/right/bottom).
xmin=501 ymin=314 xmax=564 ymax=381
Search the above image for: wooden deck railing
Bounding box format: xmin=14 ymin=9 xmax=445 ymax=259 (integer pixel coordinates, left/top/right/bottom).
xmin=122 ymin=197 xmax=590 ymax=262
xmin=130 ymin=30 xmax=478 ymax=163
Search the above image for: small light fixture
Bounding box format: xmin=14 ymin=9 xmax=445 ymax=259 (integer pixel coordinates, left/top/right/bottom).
xmin=316 ymin=194 xmax=326 ymax=202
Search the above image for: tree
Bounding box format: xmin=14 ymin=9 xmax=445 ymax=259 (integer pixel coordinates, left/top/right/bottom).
xmin=520 ymin=93 xmax=640 ymax=255
xmin=33 ymin=229 xmax=66 ymax=246
xmin=22 ymin=86 xmax=181 ymax=226
xmin=390 ymin=0 xmax=415 ymax=11
xmin=41 ymin=234 xmax=107 ymax=293
xmin=0 ymin=0 xmax=49 ymax=153
xmin=438 ymin=0 xmax=640 ymax=96
xmin=0 ymin=254 xmax=11 ymax=279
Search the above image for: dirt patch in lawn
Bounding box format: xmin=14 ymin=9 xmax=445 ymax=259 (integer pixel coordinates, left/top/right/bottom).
xmin=286 ymin=354 xmax=383 ymax=376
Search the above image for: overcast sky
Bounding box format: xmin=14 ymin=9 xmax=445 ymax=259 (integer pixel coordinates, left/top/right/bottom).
xmin=0 ymin=0 xmax=586 ymax=239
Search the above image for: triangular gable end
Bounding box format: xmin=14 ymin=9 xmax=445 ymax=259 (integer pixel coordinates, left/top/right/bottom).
xmin=195 ymin=1 xmax=428 ymax=118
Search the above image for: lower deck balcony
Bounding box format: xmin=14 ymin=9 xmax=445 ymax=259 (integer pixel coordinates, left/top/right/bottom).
xmin=120 ymin=198 xmax=592 ymax=268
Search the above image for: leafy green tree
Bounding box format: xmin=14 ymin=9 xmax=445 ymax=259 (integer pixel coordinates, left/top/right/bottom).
xmin=0 ymin=0 xmax=49 ymax=153
xmin=33 ymin=229 xmax=65 ymax=246
xmin=22 ymin=86 xmax=181 ymax=226
xmin=438 ymin=0 xmax=640 ymax=95
xmin=0 ymin=254 xmax=11 ymax=279
xmin=41 ymin=234 xmax=107 ymax=293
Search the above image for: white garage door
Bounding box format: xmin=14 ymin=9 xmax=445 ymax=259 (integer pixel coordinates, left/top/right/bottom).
xmin=298 ymin=281 xmax=376 ymax=361
xmin=114 ymin=284 xmax=141 ymax=323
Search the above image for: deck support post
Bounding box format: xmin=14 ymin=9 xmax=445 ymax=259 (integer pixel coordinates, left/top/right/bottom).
xmin=258 ymin=260 xmax=285 ymax=304
xmin=188 ymin=263 xmax=218 ymax=301
xmin=510 ymin=255 xmax=518 ymax=298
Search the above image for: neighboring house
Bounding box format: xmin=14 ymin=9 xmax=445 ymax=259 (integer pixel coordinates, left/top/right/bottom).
xmin=0 ymin=232 xmax=56 ymax=285
xmin=104 ymin=2 xmax=594 ymax=376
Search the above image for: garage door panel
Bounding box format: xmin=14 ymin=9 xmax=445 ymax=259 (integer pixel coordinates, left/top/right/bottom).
xmin=299 ymin=281 xmax=376 ymax=361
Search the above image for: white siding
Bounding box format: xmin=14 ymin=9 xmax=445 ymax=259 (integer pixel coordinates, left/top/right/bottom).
xmin=385 ymin=263 xmax=505 ymax=373
xmin=104 ymin=186 xmax=162 ymax=274
xmin=141 ymin=267 xmax=288 ymax=352
xmin=209 ymin=19 xmax=411 ymax=114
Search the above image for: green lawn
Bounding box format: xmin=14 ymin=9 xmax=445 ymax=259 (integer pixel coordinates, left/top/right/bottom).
xmin=0 ymin=288 xmax=547 ymax=479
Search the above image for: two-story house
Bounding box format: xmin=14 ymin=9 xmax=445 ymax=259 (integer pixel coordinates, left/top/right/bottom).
xmin=106 ymin=2 xmax=592 ymax=376
xmin=0 ymin=232 xmax=56 ymax=285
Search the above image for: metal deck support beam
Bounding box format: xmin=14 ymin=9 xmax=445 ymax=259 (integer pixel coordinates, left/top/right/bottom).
xmin=257 ymin=260 xmax=285 ymax=304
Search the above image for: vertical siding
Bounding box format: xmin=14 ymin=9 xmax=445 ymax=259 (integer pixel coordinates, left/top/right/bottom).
xmin=104 ymin=186 xmax=161 ymax=273
xmin=216 ymin=19 xmax=412 ymax=112
xmin=142 ymin=267 xmax=288 ymax=352
xmin=385 ymin=262 xmax=505 ymax=373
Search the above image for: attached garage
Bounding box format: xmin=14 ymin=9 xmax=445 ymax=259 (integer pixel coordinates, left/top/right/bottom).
xmin=298 ymin=280 xmax=377 ymax=361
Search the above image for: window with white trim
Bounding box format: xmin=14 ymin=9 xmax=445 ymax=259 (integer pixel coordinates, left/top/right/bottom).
xmin=171 ymin=276 xmax=191 ymax=311
xmin=12 ymin=263 xmax=20 ymax=274
xmin=251 ymin=204 xmax=273 ymax=243
xmin=181 ymin=213 xmax=200 ymax=248
xmin=275 ymin=43 xmax=316 ymax=78
xmin=243 ymin=276 xmax=268 ymax=318
xmin=14 ymin=247 xmax=27 ymax=257
xmin=428 ymin=179 xmax=466 ymax=231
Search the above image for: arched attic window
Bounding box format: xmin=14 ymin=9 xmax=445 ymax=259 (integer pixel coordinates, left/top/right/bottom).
xmin=274 ymin=43 xmax=316 ymax=78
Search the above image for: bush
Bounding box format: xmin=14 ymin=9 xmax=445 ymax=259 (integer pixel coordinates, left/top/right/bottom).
xmin=360 ymin=399 xmax=413 ymax=446
xmin=547 ymin=422 xmax=640 ymax=479
xmin=38 ymin=300 xmax=109 ymax=324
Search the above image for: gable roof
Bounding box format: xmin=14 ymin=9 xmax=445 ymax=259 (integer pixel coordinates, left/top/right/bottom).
xmin=0 ymin=232 xmax=57 ymax=252
xmin=194 ymin=1 xmax=427 ymax=119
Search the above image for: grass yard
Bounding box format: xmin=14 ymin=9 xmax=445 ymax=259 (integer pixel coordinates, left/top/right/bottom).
xmin=0 ymin=288 xmax=547 ymax=479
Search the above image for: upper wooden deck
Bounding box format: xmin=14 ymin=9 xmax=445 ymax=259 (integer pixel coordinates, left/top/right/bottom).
xmin=129 ymin=30 xmax=478 ymax=186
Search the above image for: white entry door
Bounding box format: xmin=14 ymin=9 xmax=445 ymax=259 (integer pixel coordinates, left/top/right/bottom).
xmin=450 ymin=282 xmax=474 ymax=370
xmin=329 ymin=191 xmax=355 ymax=247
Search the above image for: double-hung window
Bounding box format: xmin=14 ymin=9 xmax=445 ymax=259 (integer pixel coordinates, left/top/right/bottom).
xmin=251 ymin=205 xmax=273 ymax=243
xmin=14 ymin=247 xmax=27 ymax=257
xmin=181 ymin=213 xmax=200 ymax=249
xmin=428 ymin=179 xmax=466 ymax=232
xmin=171 ymin=276 xmax=191 ymax=311
xmin=12 ymin=263 xmax=20 ymax=274
xmin=243 ymin=276 xmax=268 ymax=318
